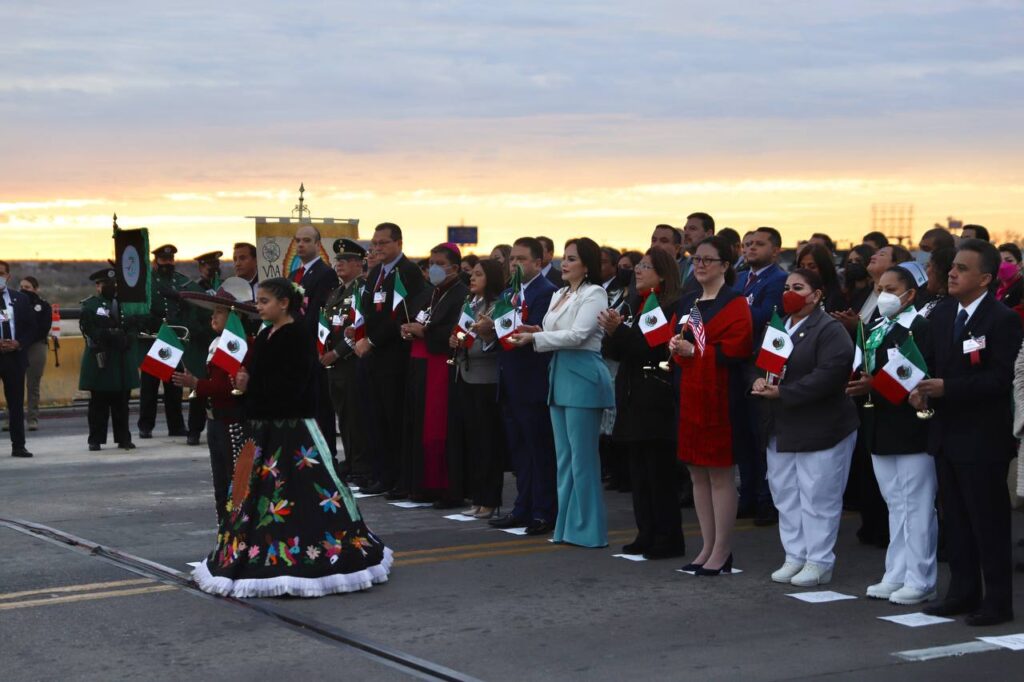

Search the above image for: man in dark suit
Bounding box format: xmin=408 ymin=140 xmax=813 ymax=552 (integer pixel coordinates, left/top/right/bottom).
xmin=356 ymin=223 xmax=427 ymax=494
xmin=288 ymin=224 xmax=340 ymax=457
xmin=914 ymin=239 xmax=1021 ymax=626
xmin=488 ymin=237 xmax=559 ymax=534
xmin=536 ymin=236 xmax=564 ymax=289
xmin=733 ymin=226 xmax=788 ymax=525
xmin=0 ymin=260 xmax=35 ymax=457
xmin=679 ymin=212 xmax=714 ymax=295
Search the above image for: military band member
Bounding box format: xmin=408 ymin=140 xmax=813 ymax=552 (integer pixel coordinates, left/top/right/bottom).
xmin=79 ymin=268 xmax=143 ymax=451
xmin=194 ymin=251 xmax=223 ymax=294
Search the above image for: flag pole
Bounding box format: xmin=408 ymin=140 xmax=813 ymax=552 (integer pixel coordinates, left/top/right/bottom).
xmin=910 ymin=331 xmax=933 ymax=420
xmin=861 ymin=318 xmax=874 ymax=409
xmin=229 ymin=306 xmax=246 ymax=395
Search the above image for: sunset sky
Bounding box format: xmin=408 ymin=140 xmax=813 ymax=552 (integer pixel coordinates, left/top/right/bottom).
xmin=2 ymin=1 xmax=1022 ymax=259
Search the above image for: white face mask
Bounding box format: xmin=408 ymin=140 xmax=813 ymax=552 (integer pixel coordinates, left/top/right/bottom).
xmin=876 ymin=291 xmax=906 ymax=319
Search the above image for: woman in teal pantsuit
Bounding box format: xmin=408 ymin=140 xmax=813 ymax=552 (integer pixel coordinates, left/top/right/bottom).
xmin=510 ymin=238 xmax=614 ymax=547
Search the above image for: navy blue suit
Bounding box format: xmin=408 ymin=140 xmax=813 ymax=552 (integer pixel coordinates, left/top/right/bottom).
xmin=733 ymin=263 xmax=787 ymax=340
xmin=496 ymin=274 xmax=558 ymax=523
xmin=1 ymin=288 xmax=36 ymax=450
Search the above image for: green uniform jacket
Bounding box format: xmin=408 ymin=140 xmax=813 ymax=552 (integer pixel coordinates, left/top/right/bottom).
xmin=323 ymin=277 xmax=364 ymax=362
xmin=78 ymin=295 xmax=144 ymax=391
xmin=145 ymin=269 xmax=211 ymax=377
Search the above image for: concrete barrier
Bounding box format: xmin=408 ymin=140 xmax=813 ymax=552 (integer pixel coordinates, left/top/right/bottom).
xmin=0 ymin=336 xmax=90 ymax=408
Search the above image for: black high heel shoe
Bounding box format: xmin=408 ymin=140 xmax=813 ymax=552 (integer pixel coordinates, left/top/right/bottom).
xmin=679 ymin=560 xmax=705 ymax=572
xmin=694 ymin=554 xmax=733 ymax=576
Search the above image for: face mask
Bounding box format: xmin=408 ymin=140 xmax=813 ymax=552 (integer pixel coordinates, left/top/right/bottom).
xmin=428 ymin=264 xmax=448 ymax=286
xmin=0 ymin=276 xmax=6 ymax=290
xmin=782 ymin=289 xmax=810 ymax=315
xmin=843 ymin=262 xmax=868 ymax=289
xmin=100 ymin=284 xmax=116 ymax=299
xmin=876 ymin=291 xmax=906 ymax=319
xmin=157 ymin=264 xmax=175 ymax=276
xmin=998 ymin=261 xmax=1019 ymax=284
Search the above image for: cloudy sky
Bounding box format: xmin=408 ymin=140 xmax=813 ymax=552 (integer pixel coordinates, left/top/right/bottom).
xmin=1 ymin=1 xmax=1022 ymax=258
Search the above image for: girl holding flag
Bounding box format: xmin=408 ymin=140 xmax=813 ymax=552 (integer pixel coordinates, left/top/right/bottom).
xmin=191 ymin=277 xmax=392 ymax=598
xmin=173 ymin=277 xmax=259 ymax=524
xmin=845 ymin=265 xmax=937 ymax=605
xmin=444 ymin=258 xmax=507 ymax=515
xmin=752 ymin=269 xmax=858 ymax=587
xmin=598 ymin=248 xmax=685 ymax=559
xmin=669 ymin=237 xmax=753 ymax=575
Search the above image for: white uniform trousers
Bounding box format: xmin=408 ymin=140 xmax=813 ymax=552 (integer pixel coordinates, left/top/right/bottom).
xmin=870 ymin=453 xmax=938 ymax=591
xmin=767 ymin=430 xmax=856 ymax=569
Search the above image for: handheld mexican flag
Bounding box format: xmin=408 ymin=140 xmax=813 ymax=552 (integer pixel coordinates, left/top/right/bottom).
xmin=508 ymin=265 xmax=527 ymax=321
xmin=349 ymin=287 xmax=366 ymax=341
xmin=637 ymin=292 xmax=675 ymax=347
xmin=873 ymin=334 xmax=928 ymax=404
xmin=454 ymin=300 xmax=477 ymax=349
xmin=211 ymin=310 xmax=247 ymax=376
xmin=852 ymin=318 xmax=866 ymax=374
xmin=140 ymin=322 xmax=185 ymax=381
xmin=755 ymin=309 xmax=793 ymax=374
xmin=316 ymin=310 xmax=331 ymax=354
xmin=391 ymin=270 xmax=407 ymax=315
xmin=492 ymin=295 xmax=519 ymax=350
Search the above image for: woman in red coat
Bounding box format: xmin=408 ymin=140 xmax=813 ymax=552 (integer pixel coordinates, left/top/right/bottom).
xmin=670 ymin=236 xmax=754 ymax=576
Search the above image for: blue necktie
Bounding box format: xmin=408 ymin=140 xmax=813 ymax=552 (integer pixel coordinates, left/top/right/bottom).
xmin=952 ymin=309 xmax=968 ymax=341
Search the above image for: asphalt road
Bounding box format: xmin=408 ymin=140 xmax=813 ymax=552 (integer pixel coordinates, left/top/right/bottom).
xmin=1 ymin=408 xmax=1023 ymax=681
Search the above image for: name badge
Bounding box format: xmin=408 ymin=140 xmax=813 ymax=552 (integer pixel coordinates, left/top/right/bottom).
xmin=331 ymin=314 xmax=343 ymax=326
xmin=746 ymin=293 xmax=755 ymax=305
xmin=415 ymin=310 xmax=428 ymax=324
xmin=963 ymin=336 xmax=986 ymax=354
xmin=373 ymin=292 xmax=386 ymax=305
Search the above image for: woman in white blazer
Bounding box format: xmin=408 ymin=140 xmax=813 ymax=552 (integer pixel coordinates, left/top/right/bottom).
xmin=510 ymin=237 xmax=615 ymax=547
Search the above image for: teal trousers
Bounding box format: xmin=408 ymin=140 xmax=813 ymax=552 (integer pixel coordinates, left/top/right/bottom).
xmin=549 ymin=405 xmax=608 ymax=548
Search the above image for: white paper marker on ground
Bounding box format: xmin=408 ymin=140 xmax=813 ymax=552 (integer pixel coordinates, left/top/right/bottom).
xmin=878 ymin=613 xmax=954 ymax=628
xmin=977 ymin=634 xmax=1024 ymax=651
xmin=499 ymin=527 xmax=528 ymax=535
xmin=786 ymin=591 xmax=857 ymax=603
xmin=388 ymin=501 xmax=434 ymax=509
xmin=613 ymin=553 xmax=647 ymax=562
xmin=443 ymin=514 xmax=478 ymax=522
xmin=353 ymin=492 xmax=382 ymax=499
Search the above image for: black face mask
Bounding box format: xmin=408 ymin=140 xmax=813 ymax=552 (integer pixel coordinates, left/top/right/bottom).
xmin=100 ymin=284 xmax=116 ymax=299
xmin=157 ymin=264 xmax=175 ymax=277
xmin=615 ymin=267 xmax=633 ymax=288
xmin=843 ymin=262 xmax=868 ymax=289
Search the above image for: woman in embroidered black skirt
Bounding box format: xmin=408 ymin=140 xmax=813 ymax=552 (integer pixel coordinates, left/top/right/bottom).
xmin=191 ymin=277 xmax=392 ymax=598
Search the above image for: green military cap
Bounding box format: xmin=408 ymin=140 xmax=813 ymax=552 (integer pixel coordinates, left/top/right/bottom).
xmin=332 ymin=238 xmax=367 ymax=261
xmin=152 ymin=244 xmax=177 ymax=258
xmin=89 ymin=268 xmax=117 ymax=283
xmin=194 ymin=250 xmax=223 ymax=264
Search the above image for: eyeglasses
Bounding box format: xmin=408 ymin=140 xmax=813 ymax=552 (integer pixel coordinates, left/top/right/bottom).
xmin=691 ymin=257 xmax=724 ymax=266
xmin=634 ymin=263 xmax=655 ymax=271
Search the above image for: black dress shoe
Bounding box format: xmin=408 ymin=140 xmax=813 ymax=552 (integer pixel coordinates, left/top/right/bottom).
xmin=923 ymin=599 xmax=979 ymax=617
xmin=11 ymin=448 xmax=33 ymax=458
xmin=965 ymin=610 xmax=1014 ymax=627
xmin=643 ymin=545 xmax=687 ymax=560
xmin=89 ymin=443 xmax=102 ymax=452
xmin=384 ymin=489 xmax=409 ymax=501
xmin=679 ymin=561 xmax=704 ymax=572
xmin=695 ymin=554 xmax=734 ymax=576
xmin=525 ymin=519 xmax=555 ymax=536
xmin=621 ymin=540 xmax=648 ymax=555
xmin=119 ymin=442 xmax=136 ymax=450
xmin=489 ymin=513 xmax=529 ymax=529
xmin=361 ymin=481 xmax=392 ymax=495
xmin=139 ymin=431 xmax=153 ymax=439
xmin=186 ymin=434 xmax=201 ymax=446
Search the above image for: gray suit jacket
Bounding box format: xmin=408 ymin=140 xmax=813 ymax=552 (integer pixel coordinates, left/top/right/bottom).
xmin=761 ymin=307 xmax=859 ymax=452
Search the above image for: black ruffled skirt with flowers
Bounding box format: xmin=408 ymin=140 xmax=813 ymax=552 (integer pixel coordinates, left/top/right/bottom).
xmin=191 ymin=418 xmax=392 ymax=597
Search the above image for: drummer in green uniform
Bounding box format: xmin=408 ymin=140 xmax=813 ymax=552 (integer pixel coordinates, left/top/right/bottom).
xmin=79 ymin=267 xmax=145 ymax=451
xmin=320 ymin=238 xmax=370 ymax=485
xmin=137 ymin=244 xmax=209 ymax=443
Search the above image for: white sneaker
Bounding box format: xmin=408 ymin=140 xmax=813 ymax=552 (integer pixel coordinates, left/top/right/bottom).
xmin=790 ymin=563 xmax=832 ymax=587
xmin=889 ymin=586 xmax=937 ymax=605
xmin=771 ymin=561 xmax=804 ymax=583
xmin=866 ymin=581 xmax=903 ymax=599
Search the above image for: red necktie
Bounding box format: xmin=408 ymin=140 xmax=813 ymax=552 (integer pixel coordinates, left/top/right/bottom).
xmin=744 ymin=272 xmax=759 ymax=294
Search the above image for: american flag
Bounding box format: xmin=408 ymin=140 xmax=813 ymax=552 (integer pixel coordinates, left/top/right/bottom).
xmin=687 ymin=303 xmax=706 ymax=356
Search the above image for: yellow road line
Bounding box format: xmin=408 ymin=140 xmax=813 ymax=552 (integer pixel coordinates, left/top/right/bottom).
xmin=0 ymin=578 xmax=154 ymax=602
xmin=0 ymin=585 xmax=177 ymax=611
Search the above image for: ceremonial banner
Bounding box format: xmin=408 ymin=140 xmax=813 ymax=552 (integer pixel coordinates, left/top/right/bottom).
xmin=113 ymin=227 xmax=151 ymax=317
xmin=252 ymin=217 xmax=359 ymax=282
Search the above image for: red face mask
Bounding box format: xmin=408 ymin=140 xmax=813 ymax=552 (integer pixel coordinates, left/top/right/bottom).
xmin=782 ymin=289 xmax=810 ymax=315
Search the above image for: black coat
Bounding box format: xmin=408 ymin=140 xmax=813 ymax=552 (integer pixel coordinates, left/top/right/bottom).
xmin=863 ymin=314 xmax=932 ymax=455
xmin=603 ymin=295 xmax=676 ymax=443
xmin=296 ymin=259 xmax=338 ymax=344
xmin=420 ymin=279 xmax=470 ymax=355
xmin=761 ymin=307 xmax=859 ymax=452
xmin=362 ymin=255 xmax=428 ymax=374
xmin=927 ymin=294 xmax=1023 ymax=464
xmin=244 ymin=321 xmax=317 ymax=420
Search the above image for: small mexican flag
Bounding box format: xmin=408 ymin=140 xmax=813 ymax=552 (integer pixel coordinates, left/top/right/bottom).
xmin=852 ymin=318 xmax=866 ymax=374
xmin=211 ymin=310 xmax=247 ymax=376
xmin=392 ymin=269 xmax=407 ymax=315
xmin=637 ymin=292 xmax=675 ymax=347
xmin=140 ymin=322 xmax=185 ymax=381
xmin=350 ymin=287 xmax=366 ymax=341
xmin=492 ymin=295 xmax=519 ymax=350
xmin=755 ymin=310 xmax=793 ymax=374
xmin=316 ymin=310 xmax=331 ymax=354
xmin=873 ymin=335 xmax=928 ymax=405
xmin=454 ymin=300 xmax=477 ymax=349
